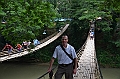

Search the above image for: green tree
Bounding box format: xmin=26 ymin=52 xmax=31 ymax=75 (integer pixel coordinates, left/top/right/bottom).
xmin=104 ymin=0 xmax=120 ymax=48
xmin=0 ymin=0 xmax=59 ymax=45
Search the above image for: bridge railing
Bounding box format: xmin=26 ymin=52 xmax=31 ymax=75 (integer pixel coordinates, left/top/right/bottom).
xmin=37 ymin=66 xmax=57 ymax=79
xmin=94 ymin=49 xmax=103 ymax=79
xmin=39 ymin=32 xmax=58 ymax=44
xmin=76 ymin=32 xmax=90 ymax=60
xmin=91 ymin=21 xmax=103 ymax=79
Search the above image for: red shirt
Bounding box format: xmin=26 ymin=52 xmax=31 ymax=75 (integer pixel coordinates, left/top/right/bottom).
xmin=5 ymin=45 xmax=12 ymax=49
xmin=17 ymin=44 xmax=22 ymax=48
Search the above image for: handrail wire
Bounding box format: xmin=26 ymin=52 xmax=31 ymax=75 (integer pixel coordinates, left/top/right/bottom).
xmin=92 ymin=21 xmax=103 ymax=79
xmin=94 ymin=50 xmax=103 ymax=79
xmin=90 ymin=21 xmax=103 ymax=79
xmin=37 ymin=66 xmax=57 ymax=79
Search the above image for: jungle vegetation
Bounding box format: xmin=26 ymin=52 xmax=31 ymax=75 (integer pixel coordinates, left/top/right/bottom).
xmin=0 ymin=0 xmax=120 ymax=67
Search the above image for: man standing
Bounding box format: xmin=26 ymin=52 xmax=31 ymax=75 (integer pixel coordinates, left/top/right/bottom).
xmin=48 ymin=35 xmax=77 ymax=79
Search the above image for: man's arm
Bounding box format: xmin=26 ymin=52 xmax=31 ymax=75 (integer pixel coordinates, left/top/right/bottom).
xmin=73 ymin=58 xmax=78 ymax=74
xmin=75 ymin=58 xmax=78 ymax=69
xmin=48 ymin=57 xmax=55 ymax=72
xmin=2 ymin=45 xmax=6 ymax=51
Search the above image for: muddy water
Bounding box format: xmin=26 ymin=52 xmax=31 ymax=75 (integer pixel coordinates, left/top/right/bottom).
xmin=0 ymin=62 xmax=50 ymax=79
xmin=101 ymin=68 xmax=120 ymax=79
xmin=0 ymin=62 xmax=120 ymax=79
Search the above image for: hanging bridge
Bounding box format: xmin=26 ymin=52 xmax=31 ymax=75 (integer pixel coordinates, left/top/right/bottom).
xmin=74 ymin=34 xmax=102 ymax=79
xmin=72 ymin=22 xmax=103 ymax=79
xmin=0 ymin=23 xmax=103 ymax=79
xmin=0 ymin=24 xmax=69 ymax=62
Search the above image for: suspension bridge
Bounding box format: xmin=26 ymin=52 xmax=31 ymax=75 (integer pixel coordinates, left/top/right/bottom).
xmin=0 ymin=23 xmax=103 ymax=79
xmin=74 ymin=34 xmax=102 ymax=79
xmin=72 ymin=22 xmax=103 ymax=79
xmin=0 ymin=24 xmax=69 ymax=62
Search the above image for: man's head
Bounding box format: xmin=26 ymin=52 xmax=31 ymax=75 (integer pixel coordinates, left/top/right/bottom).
xmin=6 ymin=43 xmax=8 ymax=45
xmin=5 ymin=43 xmax=9 ymax=47
xmin=61 ymin=35 xmax=68 ymax=46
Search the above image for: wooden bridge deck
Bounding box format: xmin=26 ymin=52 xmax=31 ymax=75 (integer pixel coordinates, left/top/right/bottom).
xmin=74 ymin=36 xmax=96 ymax=79
xmin=0 ymin=24 xmax=69 ymax=62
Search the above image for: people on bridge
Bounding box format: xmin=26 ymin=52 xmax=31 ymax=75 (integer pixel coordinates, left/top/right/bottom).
xmin=15 ymin=44 xmax=22 ymax=53
xmin=33 ymin=39 xmax=40 ymax=46
xmin=22 ymin=41 xmax=28 ymax=50
xmin=2 ymin=43 xmax=13 ymax=56
xmin=90 ymin=30 xmax=94 ymax=40
xmin=58 ymin=27 xmax=63 ymax=32
xmin=48 ymin=35 xmax=78 ymax=79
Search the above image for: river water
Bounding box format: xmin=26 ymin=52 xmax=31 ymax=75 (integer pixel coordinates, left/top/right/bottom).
xmin=0 ymin=62 xmax=50 ymax=79
xmin=0 ymin=62 xmax=120 ymax=79
xmin=101 ymin=68 xmax=120 ymax=79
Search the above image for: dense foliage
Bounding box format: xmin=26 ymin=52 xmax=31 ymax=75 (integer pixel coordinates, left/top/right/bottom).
xmin=96 ymin=0 xmax=120 ymax=67
xmin=0 ymin=0 xmax=59 ymax=45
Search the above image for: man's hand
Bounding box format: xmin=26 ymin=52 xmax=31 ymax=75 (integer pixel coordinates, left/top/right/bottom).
xmin=73 ymin=68 xmax=77 ymax=74
xmin=47 ymin=68 xmax=52 ymax=73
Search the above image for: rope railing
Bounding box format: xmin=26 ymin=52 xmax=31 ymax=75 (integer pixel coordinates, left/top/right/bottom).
xmin=94 ymin=50 xmax=103 ymax=79
xmin=76 ymin=34 xmax=88 ymax=60
xmin=94 ymin=35 xmax=103 ymax=79
xmin=39 ymin=32 xmax=58 ymax=44
xmin=37 ymin=66 xmax=57 ymax=79
xmin=91 ymin=21 xmax=103 ymax=79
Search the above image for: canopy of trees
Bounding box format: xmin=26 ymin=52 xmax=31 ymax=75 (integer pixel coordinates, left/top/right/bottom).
xmin=0 ymin=0 xmax=59 ymax=45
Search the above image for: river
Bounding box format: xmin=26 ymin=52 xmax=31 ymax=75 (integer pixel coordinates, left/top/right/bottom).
xmin=0 ymin=62 xmax=120 ymax=79
xmin=0 ymin=62 xmax=50 ymax=79
xmin=101 ymin=68 xmax=120 ymax=79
